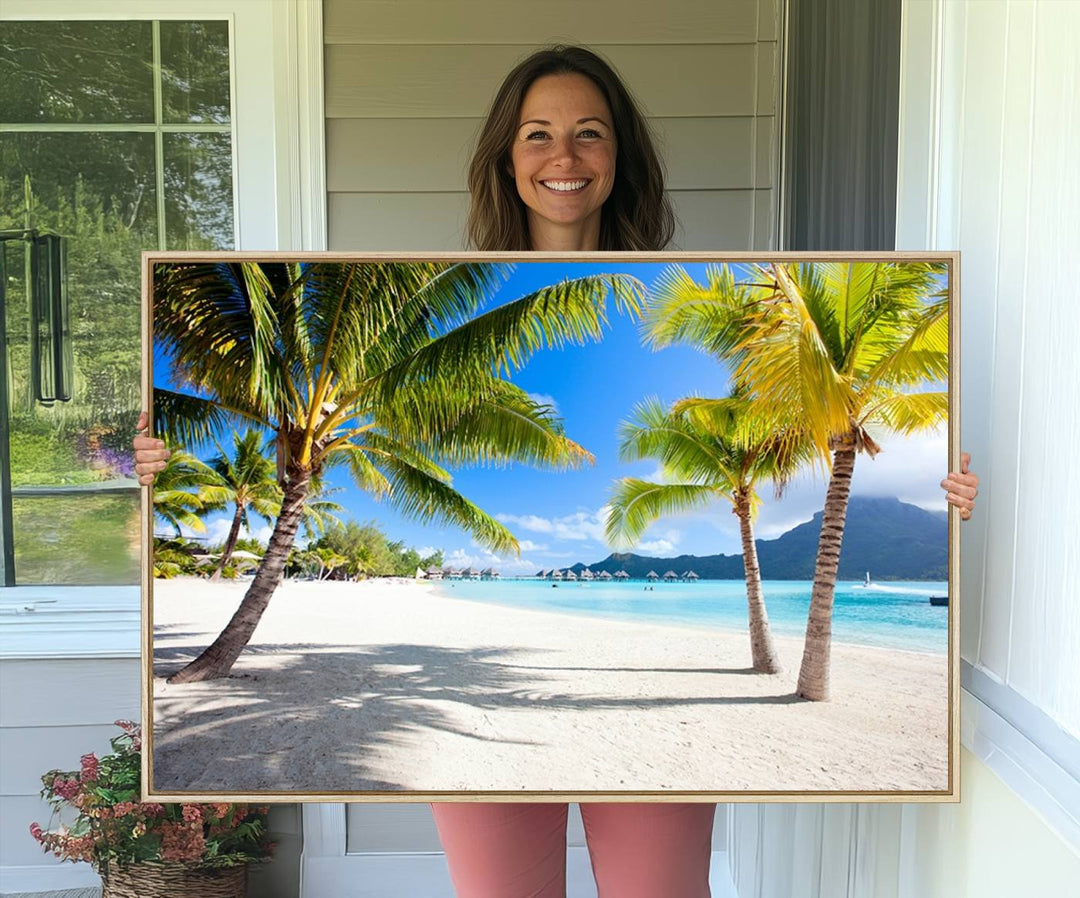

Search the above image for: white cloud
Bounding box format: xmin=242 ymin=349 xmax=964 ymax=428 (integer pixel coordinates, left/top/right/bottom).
xmin=497 ymin=508 xmax=610 ymax=542
xmin=445 ymin=547 xmax=536 ymax=573
xmin=636 ymin=538 xmax=679 ymax=555
xmin=527 ymin=392 xmax=560 ymax=414
xmin=518 ymin=539 xmax=548 ymax=552
xmin=167 ymin=515 xmax=274 ymax=548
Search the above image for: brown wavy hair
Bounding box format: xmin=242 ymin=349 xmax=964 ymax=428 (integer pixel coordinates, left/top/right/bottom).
xmin=467 ymin=46 xmax=675 ymax=251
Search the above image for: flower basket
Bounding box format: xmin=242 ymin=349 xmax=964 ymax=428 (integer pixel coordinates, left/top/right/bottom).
xmin=30 ymin=721 xmax=273 ymax=891
xmin=101 ymin=861 xmax=247 ymax=898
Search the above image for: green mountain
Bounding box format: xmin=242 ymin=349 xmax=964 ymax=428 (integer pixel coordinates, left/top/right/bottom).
xmin=580 ymin=496 xmax=947 ymax=581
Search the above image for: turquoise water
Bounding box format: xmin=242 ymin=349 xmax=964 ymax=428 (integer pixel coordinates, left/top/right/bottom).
xmin=434 ymin=578 xmax=950 ymax=655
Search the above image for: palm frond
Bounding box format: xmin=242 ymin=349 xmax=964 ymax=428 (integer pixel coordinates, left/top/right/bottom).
xmin=605 ymin=479 xmax=721 ymax=549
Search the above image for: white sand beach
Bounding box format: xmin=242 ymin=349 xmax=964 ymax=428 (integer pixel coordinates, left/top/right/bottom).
xmin=151 ymin=577 xmax=950 ymax=795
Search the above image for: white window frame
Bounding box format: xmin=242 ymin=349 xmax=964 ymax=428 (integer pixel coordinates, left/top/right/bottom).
xmin=0 ymin=0 xmax=326 ymax=659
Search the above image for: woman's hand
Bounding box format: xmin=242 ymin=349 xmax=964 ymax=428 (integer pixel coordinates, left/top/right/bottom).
xmin=133 ymin=411 xmax=170 ymax=486
xmin=941 ymin=451 xmax=979 ymax=521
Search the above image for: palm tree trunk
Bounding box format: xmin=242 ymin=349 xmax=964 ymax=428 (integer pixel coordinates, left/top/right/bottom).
xmin=210 ymin=503 xmax=245 ymax=581
xmin=795 ymin=431 xmax=858 ymax=701
xmin=168 ymin=466 xmax=312 ymax=683
xmin=734 ymin=492 xmax=783 ymax=674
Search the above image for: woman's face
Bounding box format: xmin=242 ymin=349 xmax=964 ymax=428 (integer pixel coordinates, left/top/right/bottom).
xmin=509 ymin=73 xmax=617 ymax=249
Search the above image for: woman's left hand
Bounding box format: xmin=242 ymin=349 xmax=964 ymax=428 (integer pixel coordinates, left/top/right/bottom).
xmin=941 ymin=451 xmax=979 ymax=521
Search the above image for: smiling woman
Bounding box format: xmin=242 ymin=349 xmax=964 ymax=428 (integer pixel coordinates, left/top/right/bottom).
xmin=466 ymin=45 xmax=674 ymax=252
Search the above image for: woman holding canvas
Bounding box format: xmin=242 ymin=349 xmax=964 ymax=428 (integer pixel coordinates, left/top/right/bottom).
xmin=134 ymin=45 xmax=979 ymax=898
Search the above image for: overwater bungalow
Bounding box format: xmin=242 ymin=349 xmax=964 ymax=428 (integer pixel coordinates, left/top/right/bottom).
xmin=646 ymin=570 xmax=660 ymax=581
xmin=552 ymin=569 xmax=564 ymax=580
xmin=580 ymin=569 xmax=594 ymax=580
xmin=444 ymin=567 xmax=462 ymax=580
xmin=683 ymin=570 xmax=699 ymax=581
xmin=464 ymin=567 xmax=481 ymax=580
xmin=663 ymin=570 xmax=679 ymax=581
xmin=425 ymin=566 xmax=443 ymax=580
xmin=564 ymin=570 xmax=578 ymax=581
xmin=598 ymin=570 xmax=613 ymax=581
xmin=614 ymin=570 xmax=630 ymax=580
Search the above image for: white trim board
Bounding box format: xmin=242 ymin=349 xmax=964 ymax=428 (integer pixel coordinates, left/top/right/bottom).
xmin=961 ymin=684 xmax=1080 ymax=854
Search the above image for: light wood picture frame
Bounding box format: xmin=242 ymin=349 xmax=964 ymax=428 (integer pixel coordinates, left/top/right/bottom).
xmin=142 ymin=250 xmax=960 ymax=804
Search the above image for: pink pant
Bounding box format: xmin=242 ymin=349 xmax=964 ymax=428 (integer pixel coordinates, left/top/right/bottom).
xmin=430 ymin=802 xmax=715 ymax=898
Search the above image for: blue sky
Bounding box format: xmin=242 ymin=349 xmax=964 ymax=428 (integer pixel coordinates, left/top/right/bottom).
xmin=155 ymin=261 xmax=948 ymax=572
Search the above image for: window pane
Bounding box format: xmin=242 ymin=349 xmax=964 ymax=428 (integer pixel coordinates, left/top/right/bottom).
xmin=0 ymin=22 xmax=154 ymax=124
xmin=12 ymin=494 xmax=140 ymax=585
xmin=160 ymin=21 xmax=232 ymax=124
xmin=2 ymin=133 xmax=150 ymax=584
xmin=164 ymin=133 xmax=235 ymax=250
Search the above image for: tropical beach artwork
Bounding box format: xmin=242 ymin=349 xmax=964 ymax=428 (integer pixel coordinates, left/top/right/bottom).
xmin=144 ymin=254 xmax=958 ymax=800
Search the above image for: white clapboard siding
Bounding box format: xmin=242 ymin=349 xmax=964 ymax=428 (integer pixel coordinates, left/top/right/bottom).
xmin=0 ymin=724 xmax=126 ymax=796
xmin=0 ymin=660 xmax=140 ymax=729
xmin=326 ymin=45 xmax=761 ymax=120
xmin=329 ymin=189 xmax=761 ymax=251
xmin=327 ymin=117 xmax=770 ymax=192
xmin=0 ymin=658 xmax=140 ymax=870
xmin=324 ymin=0 xmax=762 ymax=45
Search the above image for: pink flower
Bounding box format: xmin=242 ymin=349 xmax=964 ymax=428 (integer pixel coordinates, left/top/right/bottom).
xmin=112 ymin=801 xmax=137 ymax=817
xmin=52 ymin=778 xmax=80 ymax=801
xmin=181 ymin=805 xmax=202 ymax=824
xmin=80 ymin=753 xmax=99 ymax=782
xmin=29 ymin=822 xmax=43 ymax=842
xmin=142 ymin=803 xmax=166 ymax=817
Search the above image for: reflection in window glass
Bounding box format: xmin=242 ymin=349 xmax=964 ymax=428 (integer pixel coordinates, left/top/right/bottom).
xmin=12 ymin=494 xmax=140 ymax=585
xmin=0 ymin=22 xmax=154 ymax=124
xmin=160 ymin=21 xmax=231 ymax=124
xmin=1 ymin=20 xmax=233 ymax=586
xmin=164 ymin=133 xmax=235 ymax=250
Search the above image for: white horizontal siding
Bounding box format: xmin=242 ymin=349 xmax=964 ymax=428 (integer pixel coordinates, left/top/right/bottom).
xmin=327 ymin=117 xmax=770 ymax=192
xmin=326 ymin=44 xmax=762 ymax=119
xmin=324 ymin=0 xmax=762 ymax=45
xmin=0 ymin=658 xmax=139 ymax=870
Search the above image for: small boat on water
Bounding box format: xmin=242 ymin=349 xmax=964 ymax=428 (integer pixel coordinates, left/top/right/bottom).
xmin=930 ymin=595 xmax=948 ymax=606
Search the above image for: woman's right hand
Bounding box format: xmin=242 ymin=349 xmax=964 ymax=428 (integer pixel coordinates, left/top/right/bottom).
xmin=133 ymin=411 xmax=170 ymax=486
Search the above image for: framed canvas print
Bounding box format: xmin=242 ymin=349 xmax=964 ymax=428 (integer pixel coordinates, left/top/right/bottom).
xmin=141 ymin=251 xmax=960 ymax=803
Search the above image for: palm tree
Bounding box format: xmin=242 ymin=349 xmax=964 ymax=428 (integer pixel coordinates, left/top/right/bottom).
xmin=205 ymin=429 xmax=282 ymax=580
xmin=605 ymin=394 xmax=810 ymax=673
xmin=152 ymin=446 xmax=224 ymax=539
xmin=153 ymin=260 xmax=643 ymax=682
xmin=647 ymin=261 xmax=948 ymax=700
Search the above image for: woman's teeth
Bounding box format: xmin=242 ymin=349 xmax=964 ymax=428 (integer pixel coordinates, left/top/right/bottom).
xmin=542 ymin=180 xmax=589 ymax=192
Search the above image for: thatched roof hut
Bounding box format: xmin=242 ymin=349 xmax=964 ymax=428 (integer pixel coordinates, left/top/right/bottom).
xmin=646 ymin=570 xmax=660 ymax=581
xmin=614 ymin=570 xmax=630 ymax=580
xmin=564 ymin=570 xmax=578 ymax=581
xmin=663 ymin=570 xmax=678 ymax=581
xmin=599 ymin=570 xmax=613 ymax=580
xmin=580 ymin=569 xmax=594 ymax=580
xmin=683 ymin=570 xmax=699 ymax=580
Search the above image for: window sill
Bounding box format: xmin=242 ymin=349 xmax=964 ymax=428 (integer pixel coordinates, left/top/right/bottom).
xmin=961 ymin=661 xmax=1080 ymax=853
xmin=0 ymin=585 xmax=139 ymax=659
